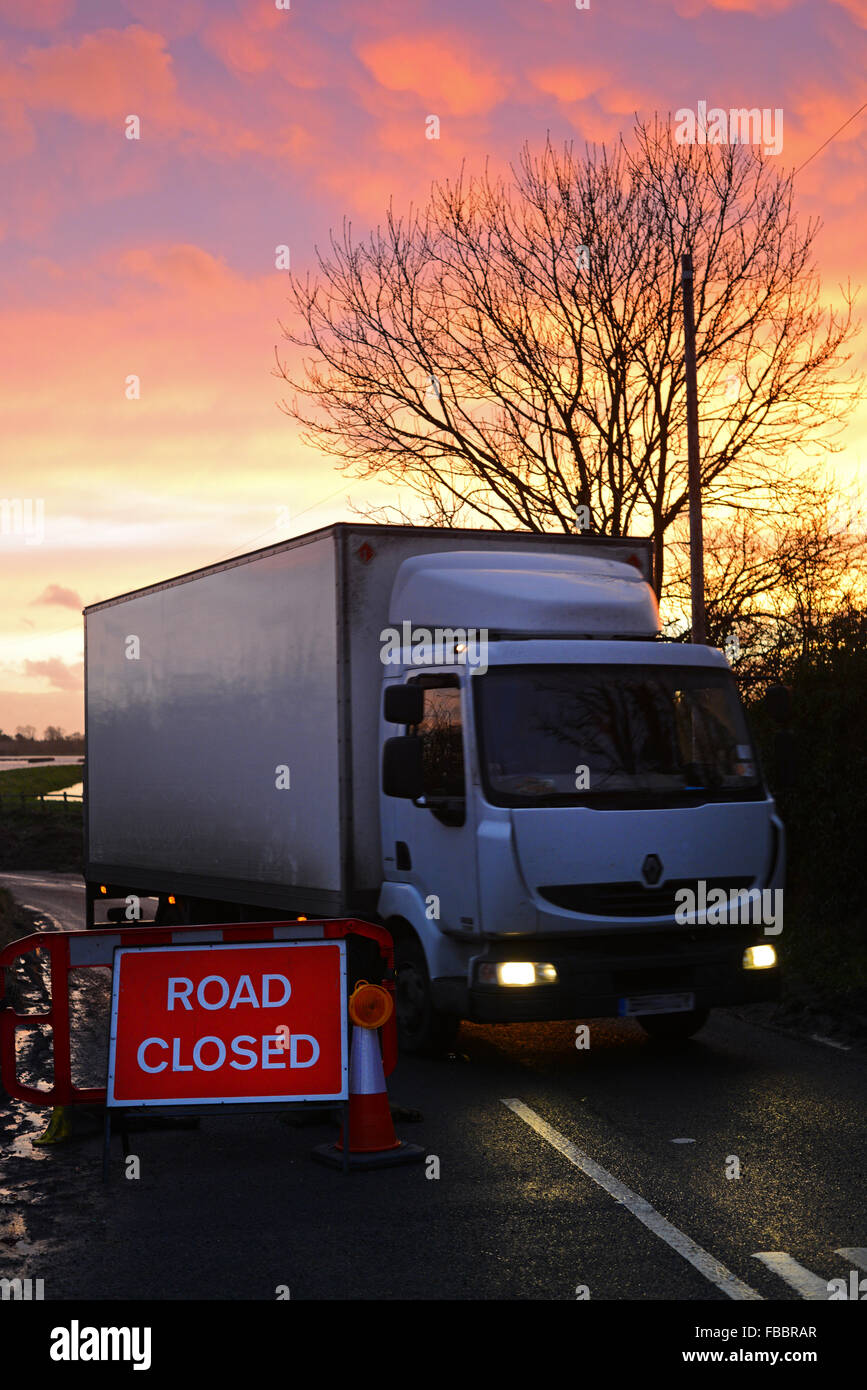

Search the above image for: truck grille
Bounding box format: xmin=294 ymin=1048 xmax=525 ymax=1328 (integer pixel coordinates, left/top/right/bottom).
xmin=538 ymin=877 xmax=755 ymax=919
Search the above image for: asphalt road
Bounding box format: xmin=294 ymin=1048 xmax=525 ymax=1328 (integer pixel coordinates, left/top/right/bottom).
xmin=1 ymin=870 xmax=865 ymax=1303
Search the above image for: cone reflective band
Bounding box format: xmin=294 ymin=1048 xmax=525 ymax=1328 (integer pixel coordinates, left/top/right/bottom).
xmin=343 ymin=1025 xmax=400 ymax=1152
xmin=312 ymin=1022 xmax=425 ymax=1170
xmin=349 ymin=980 xmax=393 ymax=1029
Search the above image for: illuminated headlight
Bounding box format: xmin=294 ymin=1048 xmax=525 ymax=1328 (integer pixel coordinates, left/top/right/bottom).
xmin=477 ymin=961 xmax=558 ymax=986
xmin=743 ymin=944 xmax=777 ymax=970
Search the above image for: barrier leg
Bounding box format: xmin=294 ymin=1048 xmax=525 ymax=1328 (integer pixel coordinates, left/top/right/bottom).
xmin=102 ymin=1109 xmax=111 ymax=1182
xmin=33 ymin=1105 xmax=73 ymax=1146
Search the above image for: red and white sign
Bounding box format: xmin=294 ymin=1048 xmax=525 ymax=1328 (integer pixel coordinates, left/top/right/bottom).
xmin=107 ymin=940 xmax=348 ymax=1107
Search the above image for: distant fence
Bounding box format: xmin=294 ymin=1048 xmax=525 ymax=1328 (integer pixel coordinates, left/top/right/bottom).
xmin=0 ymin=790 xmax=83 ymax=810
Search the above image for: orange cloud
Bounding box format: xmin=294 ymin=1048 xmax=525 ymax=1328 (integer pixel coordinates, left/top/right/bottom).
xmin=671 ymin=0 xmax=799 ymax=13
xmin=530 ymin=65 xmax=609 ymax=104
xmin=32 ymin=585 xmax=83 ymax=609
xmin=200 ymin=3 xmax=335 ymax=89
xmin=0 ymin=0 xmax=75 ymax=27
xmin=202 ymin=18 xmax=274 ymax=76
xmin=599 ymin=84 xmax=652 ymax=117
xmin=830 ymin=0 xmax=867 ymax=25
xmin=17 ymin=26 xmax=178 ymax=124
xmin=121 ymin=0 xmax=207 ymax=39
xmin=785 ymin=80 xmax=867 ymax=192
xmin=117 ymin=244 xmax=234 ymax=292
xmin=358 ymin=33 xmax=507 ymax=116
xmin=24 ymin=658 xmax=83 ymax=691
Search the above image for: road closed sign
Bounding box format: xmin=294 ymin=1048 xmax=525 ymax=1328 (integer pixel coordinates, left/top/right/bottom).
xmin=107 ymin=940 xmax=348 ymax=1107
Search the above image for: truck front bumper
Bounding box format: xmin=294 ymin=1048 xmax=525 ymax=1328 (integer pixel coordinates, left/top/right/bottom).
xmin=433 ymin=927 xmax=781 ymax=1023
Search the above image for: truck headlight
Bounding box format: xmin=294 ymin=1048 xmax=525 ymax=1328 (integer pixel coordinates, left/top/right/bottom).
xmin=743 ymin=944 xmax=777 ymax=970
xmin=477 ymin=961 xmax=558 ymax=986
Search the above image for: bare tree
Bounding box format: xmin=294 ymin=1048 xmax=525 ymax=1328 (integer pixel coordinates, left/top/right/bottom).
xmin=276 ymin=118 xmax=861 ymax=596
xmin=664 ymin=477 xmax=867 ymax=670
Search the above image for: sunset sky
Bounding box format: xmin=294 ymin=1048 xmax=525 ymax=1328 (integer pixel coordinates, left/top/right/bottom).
xmin=1 ymin=0 xmax=865 ymax=733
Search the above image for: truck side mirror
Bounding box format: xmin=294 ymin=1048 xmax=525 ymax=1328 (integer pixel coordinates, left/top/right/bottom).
xmin=382 ymin=736 xmax=424 ymax=799
xmin=384 ymin=684 xmax=424 ymax=726
xmin=764 ymin=684 xmax=793 ymax=725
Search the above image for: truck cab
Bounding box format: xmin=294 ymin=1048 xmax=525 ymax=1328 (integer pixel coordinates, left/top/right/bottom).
xmin=377 ymin=552 xmax=783 ymax=1051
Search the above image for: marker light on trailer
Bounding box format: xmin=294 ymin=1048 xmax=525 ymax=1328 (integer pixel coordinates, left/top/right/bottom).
xmin=743 ymin=944 xmax=777 ymax=970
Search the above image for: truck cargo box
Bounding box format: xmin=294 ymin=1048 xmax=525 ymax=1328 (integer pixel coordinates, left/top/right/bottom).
xmin=84 ymin=524 xmax=653 ymax=915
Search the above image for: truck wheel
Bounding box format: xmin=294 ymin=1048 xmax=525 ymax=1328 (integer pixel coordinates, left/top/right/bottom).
xmin=394 ymin=937 xmax=460 ymax=1056
xmin=638 ymin=1008 xmax=710 ymax=1042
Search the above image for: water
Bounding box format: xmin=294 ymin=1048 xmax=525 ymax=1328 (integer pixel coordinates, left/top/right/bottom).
xmin=0 ymin=757 xmax=84 ymax=770
xmin=42 ymin=783 xmax=83 ymax=801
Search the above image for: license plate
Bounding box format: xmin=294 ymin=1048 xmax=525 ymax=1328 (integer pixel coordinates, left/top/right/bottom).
xmin=619 ymin=991 xmax=695 ymax=1017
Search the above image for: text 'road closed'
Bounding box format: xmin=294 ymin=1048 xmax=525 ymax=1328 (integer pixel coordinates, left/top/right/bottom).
xmin=107 ymin=940 xmax=348 ymax=1106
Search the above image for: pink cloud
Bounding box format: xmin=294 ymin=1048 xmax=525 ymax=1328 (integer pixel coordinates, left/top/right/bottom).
xmin=358 ymin=33 xmax=508 ymax=116
xmin=830 ymin=0 xmax=867 ymax=25
xmin=120 ymin=0 xmax=207 ymax=39
xmin=24 ymin=658 xmax=83 ymax=691
xmin=17 ymin=26 xmax=179 ymax=124
xmin=31 ymin=585 xmax=83 ymax=609
xmin=0 ymin=0 xmax=75 ymax=28
xmin=199 ymin=3 xmax=336 ymax=89
xmin=670 ymin=0 xmax=799 ymax=13
xmin=201 ymin=18 xmax=274 ymax=76
xmin=530 ymin=65 xmax=609 ymax=104
xmin=117 ymin=244 xmax=233 ymax=292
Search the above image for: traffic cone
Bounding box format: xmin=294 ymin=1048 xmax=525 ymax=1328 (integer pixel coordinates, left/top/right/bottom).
xmin=33 ymin=1105 xmax=72 ymax=1145
xmin=312 ymin=983 xmax=424 ymax=1171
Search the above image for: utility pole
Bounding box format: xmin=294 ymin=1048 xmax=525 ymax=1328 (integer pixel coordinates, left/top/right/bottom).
xmin=680 ymin=253 xmax=706 ymax=644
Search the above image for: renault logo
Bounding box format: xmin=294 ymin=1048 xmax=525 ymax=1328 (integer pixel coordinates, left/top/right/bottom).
xmin=642 ymin=854 xmax=663 ymax=886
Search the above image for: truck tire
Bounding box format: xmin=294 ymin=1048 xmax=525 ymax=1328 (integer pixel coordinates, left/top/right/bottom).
xmin=638 ymin=1007 xmax=710 ymax=1042
xmin=394 ymin=936 xmax=460 ymax=1056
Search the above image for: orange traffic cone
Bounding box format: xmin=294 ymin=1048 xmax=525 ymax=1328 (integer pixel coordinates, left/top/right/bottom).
xmin=312 ymin=982 xmax=424 ymax=1171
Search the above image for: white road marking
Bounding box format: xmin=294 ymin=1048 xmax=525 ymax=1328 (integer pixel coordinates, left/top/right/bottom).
xmin=671 ymin=1138 xmax=696 ymax=1144
xmin=835 ymin=1248 xmax=867 ymax=1273
xmin=0 ymin=876 xmax=84 ymax=890
xmin=502 ymin=1098 xmax=762 ymax=1301
xmin=809 ymin=1035 xmax=851 ymax=1051
xmin=752 ymin=1252 xmax=830 ymax=1299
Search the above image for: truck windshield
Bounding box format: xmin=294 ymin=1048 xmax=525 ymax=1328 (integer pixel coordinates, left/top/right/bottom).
xmin=474 ymin=664 xmax=762 ymax=807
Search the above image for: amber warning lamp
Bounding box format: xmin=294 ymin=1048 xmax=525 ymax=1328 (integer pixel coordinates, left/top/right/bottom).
xmin=348 ymin=980 xmax=393 ymax=1029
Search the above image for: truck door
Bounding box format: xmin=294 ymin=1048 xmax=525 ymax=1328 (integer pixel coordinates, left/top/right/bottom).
xmin=385 ymin=673 xmax=479 ymax=940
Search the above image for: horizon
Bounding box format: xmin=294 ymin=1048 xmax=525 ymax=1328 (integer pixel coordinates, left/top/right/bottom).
xmin=2 ymin=0 xmax=865 ymax=730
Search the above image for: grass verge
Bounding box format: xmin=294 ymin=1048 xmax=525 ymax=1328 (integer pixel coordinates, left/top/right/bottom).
xmin=0 ymin=804 xmax=83 ymax=872
xmin=0 ymin=886 xmax=33 ymax=951
xmin=0 ymin=765 xmax=83 ymax=800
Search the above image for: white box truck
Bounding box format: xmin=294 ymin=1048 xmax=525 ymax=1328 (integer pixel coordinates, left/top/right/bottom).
xmin=84 ymin=523 xmax=783 ymax=1051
